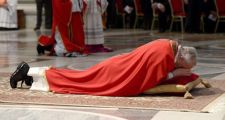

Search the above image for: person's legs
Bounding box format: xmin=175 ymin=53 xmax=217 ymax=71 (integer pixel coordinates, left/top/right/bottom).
xmin=185 ymin=0 xmax=201 ymax=33
xmin=204 ymin=17 xmax=216 ymax=33
xmin=28 ymin=67 xmax=50 ymax=91
xmin=106 ymin=0 xmax=117 ymax=28
xmin=158 ymin=12 xmax=167 ymax=33
xmin=35 ymin=0 xmax=44 ymax=30
xmin=71 ymin=12 xmax=85 ymax=48
xmin=44 ymin=0 xmax=52 ymax=29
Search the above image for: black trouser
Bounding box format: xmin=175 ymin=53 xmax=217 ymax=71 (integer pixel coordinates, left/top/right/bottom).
xmin=35 ymin=0 xmax=52 ymax=29
xmin=106 ymin=0 xmax=117 ymax=28
xmin=203 ymin=17 xmax=216 ymax=33
xmin=185 ymin=0 xmax=201 ymax=33
xmin=141 ymin=0 xmax=153 ymax=30
xmin=153 ymin=0 xmax=170 ymax=32
xmin=123 ymin=0 xmax=136 ymax=28
xmin=200 ymin=0 xmax=216 ymax=33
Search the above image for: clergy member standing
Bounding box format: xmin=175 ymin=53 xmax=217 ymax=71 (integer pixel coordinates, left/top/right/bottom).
xmin=83 ymin=0 xmax=113 ymax=53
xmin=37 ymin=0 xmax=88 ymax=57
xmin=0 ymin=0 xmax=18 ymax=30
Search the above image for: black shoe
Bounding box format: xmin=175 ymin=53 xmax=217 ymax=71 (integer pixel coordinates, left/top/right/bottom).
xmin=37 ymin=44 xmax=45 ymax=55
xmin=45 ymin=26 xmax=52 ymax=29
xmin=10 ymin=62 xmax=30 ymax=88
xmin=24 ymin=76 xmax=33 ymax=86
xmin=34 ymin=27 xmax=40 ymax=31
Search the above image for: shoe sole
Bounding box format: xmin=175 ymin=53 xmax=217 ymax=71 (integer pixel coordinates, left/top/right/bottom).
xmin=10 ymin=62 xmax=30 ymax=88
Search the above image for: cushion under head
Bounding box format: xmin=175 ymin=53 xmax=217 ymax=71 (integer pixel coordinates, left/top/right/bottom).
xmin=143 ymin=74 xmax=201 ymax=98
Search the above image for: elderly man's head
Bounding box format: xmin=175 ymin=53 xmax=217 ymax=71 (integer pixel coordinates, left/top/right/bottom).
xmin=175 ymin=46 xmax=197 ymax=69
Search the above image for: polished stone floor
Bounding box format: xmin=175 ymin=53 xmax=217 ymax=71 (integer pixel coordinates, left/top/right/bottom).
xmin=0 ymin=29 xmax=225 ymax=120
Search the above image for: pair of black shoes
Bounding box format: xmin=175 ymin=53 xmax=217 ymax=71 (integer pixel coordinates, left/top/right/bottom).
xmin=10 ymin=62 xmax=33 ymax=89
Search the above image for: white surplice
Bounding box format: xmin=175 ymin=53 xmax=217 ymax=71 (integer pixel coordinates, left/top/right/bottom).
xmin=83 ymin=0 xmax=108 ymax=45
xmin=0 ymin=0 xmax=18 ymax=28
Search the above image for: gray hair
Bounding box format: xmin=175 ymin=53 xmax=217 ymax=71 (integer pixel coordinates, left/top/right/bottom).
xmin=175 ymin=45 xmax=198 ymax=64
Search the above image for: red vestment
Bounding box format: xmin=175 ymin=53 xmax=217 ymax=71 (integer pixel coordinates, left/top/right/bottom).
xmin=46 ymin=39 xmax=175 ymax=96
xmin=38 ymin=0 xmax=86 ymax=53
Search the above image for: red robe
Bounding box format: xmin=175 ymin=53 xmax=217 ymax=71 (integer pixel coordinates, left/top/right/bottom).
xmin=46 ymin=39 xmax=175 ymax=96
xmin=38 ymin=0 xmax=86 ymax=53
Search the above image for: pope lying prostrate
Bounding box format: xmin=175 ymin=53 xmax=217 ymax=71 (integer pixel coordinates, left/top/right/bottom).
xmin=10 ymin=39 xmax=210 ymax=97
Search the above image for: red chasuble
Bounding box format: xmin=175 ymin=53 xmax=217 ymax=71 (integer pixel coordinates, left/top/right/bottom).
xmin=38 ymin=0 xmax=85 ymax=53
xmin=46 ymin=39 xmax=175 ymax=96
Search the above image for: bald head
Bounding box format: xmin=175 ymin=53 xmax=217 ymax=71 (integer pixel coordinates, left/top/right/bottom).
xmin=175 ymin=46 xmax=198 ymax=69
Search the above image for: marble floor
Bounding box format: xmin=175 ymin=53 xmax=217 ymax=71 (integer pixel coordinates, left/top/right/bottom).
xmin=0 ymin=29 xmax=225 ymax=120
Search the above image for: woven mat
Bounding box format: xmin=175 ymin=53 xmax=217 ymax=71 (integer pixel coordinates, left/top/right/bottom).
xmin=0 ymin=77 xmax=224 ymax=112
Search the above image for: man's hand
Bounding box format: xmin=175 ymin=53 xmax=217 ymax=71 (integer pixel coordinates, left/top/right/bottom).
xmin=172 ymin=68 xmax=192 ymax=77
xmin=157 ymin=3 xmax=165 ymax=12
xmin=152 ymin=3 xmax=165 ymax=12
xmin=152 ymin=3 xmax=158 ymax=9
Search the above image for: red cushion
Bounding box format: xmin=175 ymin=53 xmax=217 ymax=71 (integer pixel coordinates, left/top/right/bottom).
xmin=161 ymin=73 xmax=199 ymax=85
